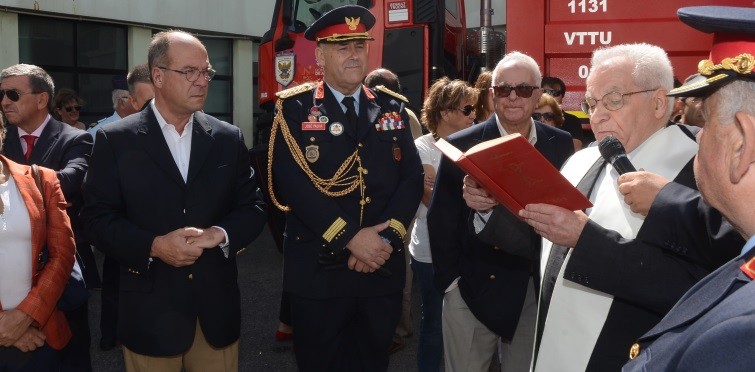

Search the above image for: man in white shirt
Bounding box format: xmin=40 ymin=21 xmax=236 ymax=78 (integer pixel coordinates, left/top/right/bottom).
xmin=81 ymin=30 xmax=266 ymax=372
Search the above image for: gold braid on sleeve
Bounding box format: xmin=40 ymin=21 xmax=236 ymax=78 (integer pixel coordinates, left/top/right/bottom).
xmin=267 ymin=98 xmax=366 ymax=216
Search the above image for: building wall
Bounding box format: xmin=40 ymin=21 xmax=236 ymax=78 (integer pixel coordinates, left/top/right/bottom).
xmin=0 ymin=4 xmax=260 ymax=148
xmin=0 ymin=0 xmax=276 ymax=37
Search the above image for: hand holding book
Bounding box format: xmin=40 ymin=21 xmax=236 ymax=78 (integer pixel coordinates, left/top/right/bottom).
xmin=435 ymin=133 xmax=592 ymax=216
xmin=463 ymin=175 xmax=498 ymax=213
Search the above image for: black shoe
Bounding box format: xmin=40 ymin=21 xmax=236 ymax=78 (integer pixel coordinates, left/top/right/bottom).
xmin=100 ymin=336 xmax=117 ymax=351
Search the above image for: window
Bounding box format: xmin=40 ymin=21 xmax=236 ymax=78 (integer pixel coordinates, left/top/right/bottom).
xmin=291 ymin=0 xmax=374 ymax=31
xmin=19 ymin=15 xmax=128 ymax=125
xmin=445 ymin=0 xmax=459 ymax=19
xmin=200 ymin=37 xmax=233 ymax=123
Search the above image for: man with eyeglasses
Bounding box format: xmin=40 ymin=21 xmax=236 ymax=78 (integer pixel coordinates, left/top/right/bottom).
xmin=542 ymin=76 xmax=585 ymax=149
xmin=0 ymin=63 xmax=94 ymax=371
xmin=87 ymin=75 xmax=135 ymax=139
xmin=500 ymin=43 xmax=740 ymax=371
xmin=81 ymin=30 xmax=267 ymax=372
xmin=428 ymin=51 xmax=574 ymax=372
xmin=269 ymin=5 xmax=422 ymax=371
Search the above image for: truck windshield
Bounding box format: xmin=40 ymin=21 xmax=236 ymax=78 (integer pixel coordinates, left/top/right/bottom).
xmin=290 ymin=0 xmax=374 ymax=32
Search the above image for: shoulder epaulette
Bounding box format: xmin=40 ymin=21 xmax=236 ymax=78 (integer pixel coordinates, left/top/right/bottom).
xmin=374 ymin=85 xmax=408 ymax=103
xmin=276 ymin=83 xmax=316 ymax=99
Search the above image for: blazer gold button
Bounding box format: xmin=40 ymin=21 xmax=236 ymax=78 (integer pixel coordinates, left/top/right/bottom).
xmin=489 ymin=274 xmax=496 ymax=280
xmin=188 ymin=274 xmax=193 ymax=280
xmin=629 ymin=343 xmax=640 ymax=360
xmin=493 ymin=246 xmax=500 ymax=251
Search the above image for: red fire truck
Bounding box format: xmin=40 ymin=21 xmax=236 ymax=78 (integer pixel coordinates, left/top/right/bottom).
xmin=507 ymin=0 xmax=754 ymax=134
xmin=258 ymin=0 xmax=478 ymax=118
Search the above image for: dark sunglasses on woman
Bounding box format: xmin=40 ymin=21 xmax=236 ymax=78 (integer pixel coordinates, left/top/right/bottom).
xmin=64 ymin=105 xmax=81 ymax=113
xmin=455 ymin=105 xmax=475 ymax=116
xmin=532 ymin=112 xmax=555 ymax=121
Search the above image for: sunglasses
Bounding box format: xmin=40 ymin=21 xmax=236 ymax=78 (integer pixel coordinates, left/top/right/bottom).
xmin=543 ymin=88 xmax=564 ymax=97
xmin=64 ymin=105 xmax=81 ymax=113
xmin=455 ymin=105 xmax=475 ymax=116
xmin=532 ymin=112 xmax=555 ymax=121
xmin=492 ymin=84 xmax=538 ymax=98
xmin=0 ymin=89 xmax=40 ymax=102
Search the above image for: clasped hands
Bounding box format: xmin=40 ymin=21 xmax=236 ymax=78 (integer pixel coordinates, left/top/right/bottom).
xmin=345 ymin=220 xmax=393 ymax=274
xmin=150 ymin=227 xmax=226 ymax=267
xmin=0 ymin=309 xmax=44 ymax=352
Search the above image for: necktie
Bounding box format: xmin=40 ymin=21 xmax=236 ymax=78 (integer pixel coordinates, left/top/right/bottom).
xmin=341 ymin=96 xmax=358 ymax=129
xmin=533 ymin=156 xmax=606 ymax=363
xmin=21 ymin=135 xmax=37 ymax=162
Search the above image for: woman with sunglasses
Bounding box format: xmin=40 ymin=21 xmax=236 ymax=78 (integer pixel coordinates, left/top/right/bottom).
xmin=533 ymin=93 xmax=582 ymax=151
xmin=411 ymin=77 xmax=477 ymax=372
xmin=53 ymin=89 xmax=86 ymax=130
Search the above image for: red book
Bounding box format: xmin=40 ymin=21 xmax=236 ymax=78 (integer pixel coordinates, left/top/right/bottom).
xmin=435 ymin=133 xmax=592 ymax=214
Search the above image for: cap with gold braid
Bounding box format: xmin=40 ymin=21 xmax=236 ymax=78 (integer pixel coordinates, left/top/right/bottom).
xmin=304 ymin=5 xmax=375 ymax=43
xmin=669 ymin=6 xmax=755 ymax=97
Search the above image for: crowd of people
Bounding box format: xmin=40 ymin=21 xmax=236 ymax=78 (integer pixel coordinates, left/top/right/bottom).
xmin=1 ymin=3 xmax=754 ymax=372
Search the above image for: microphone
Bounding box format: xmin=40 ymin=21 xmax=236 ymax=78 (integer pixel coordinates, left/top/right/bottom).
xmin=598 ymin=136 xmax=636 ymax=175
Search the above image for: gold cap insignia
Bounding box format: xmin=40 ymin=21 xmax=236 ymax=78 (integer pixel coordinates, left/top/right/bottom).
xmin=698 ymin=53 xmax=755 ymax=76
xmin=345 ymin=17 xmax=360 ymax=31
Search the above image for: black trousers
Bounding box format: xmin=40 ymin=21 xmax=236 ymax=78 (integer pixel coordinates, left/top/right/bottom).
xmin=0 ymin=343 xmax=59 ymax=372
xmin=99 ymin=255 xmax=120 ymax=342
xmin=59 ymin=303 xmax=92 ymax=372
xmin=290 ymin=292 xmax=402 ymax=372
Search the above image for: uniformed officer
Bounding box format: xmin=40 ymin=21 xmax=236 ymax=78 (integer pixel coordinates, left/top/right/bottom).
xmin=87 ymin=75 xmax=132 ymax=138
xmin=623 ymin=6 xmax=755 ymax=371
xmin=268 ymin=5 xmax=423 ymax=371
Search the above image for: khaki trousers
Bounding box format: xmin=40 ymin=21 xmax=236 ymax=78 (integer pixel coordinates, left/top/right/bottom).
xmin=123 ymin=320 xmax=238 ymax=372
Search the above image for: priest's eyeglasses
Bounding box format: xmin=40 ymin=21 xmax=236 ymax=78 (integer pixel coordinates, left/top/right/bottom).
xmin=581 ymin=89 xmax=657 ymax=115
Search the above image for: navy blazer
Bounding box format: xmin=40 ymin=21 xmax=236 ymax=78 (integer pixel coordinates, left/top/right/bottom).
xmin=81 ymin=106 xmax=267 ymax=356
xmin=2 ymin=118 xmax=92 ymax=200
xmin=427 ymin=117 xmax=574 ymax=339
xmin=623 ymin=247 xmax=755 ymax=372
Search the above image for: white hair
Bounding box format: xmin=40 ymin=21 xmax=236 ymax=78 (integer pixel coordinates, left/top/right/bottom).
xmin=590 ymin=43 xmax=674 ymax=117
xmin=111 ymin=89 xmax=129 ymax=109
xmin=712 ymin=80 xmax=755 ymax=124
xmin=491 ymin=51 xmax=542 ymax=87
